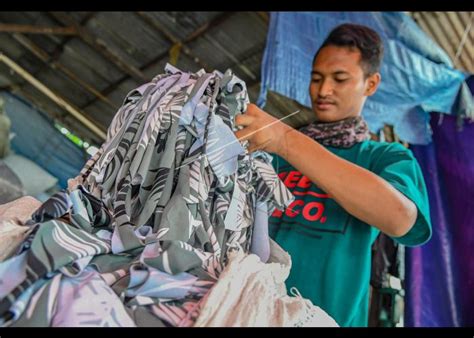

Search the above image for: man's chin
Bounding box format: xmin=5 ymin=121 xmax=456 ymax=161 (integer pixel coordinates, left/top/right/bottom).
xmin=313 ymin=111 xmax=341 ymax=123
xmin=312 ymin=108 xmax=358 ymax=123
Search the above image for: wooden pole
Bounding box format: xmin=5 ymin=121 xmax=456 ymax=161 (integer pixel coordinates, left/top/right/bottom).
xmin=0 ymin=53 xmax=106 ymax=140
xmin=0 ymin=23 xmax=77 ymax=35
xmin=12 ymin=33 xmax=116 ymax=110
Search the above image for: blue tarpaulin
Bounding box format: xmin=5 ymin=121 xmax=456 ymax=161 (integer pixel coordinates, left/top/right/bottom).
xmin=258 ymin=12 xmax=473 ymax=145
xmin=0 ymin=91 xmax=88 ymax=189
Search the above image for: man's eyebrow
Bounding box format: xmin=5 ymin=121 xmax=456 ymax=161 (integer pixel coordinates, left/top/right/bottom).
xmin=333 ymin=71 xmax=350 ymax=76
xmin=311 ymin=70 xmax=350 ymax=76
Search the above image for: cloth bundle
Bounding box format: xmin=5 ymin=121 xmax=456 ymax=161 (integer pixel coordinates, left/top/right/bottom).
xmin=193 ymin=239 xmax=339 ymax=327
xmin=0 ymin=64 xmax=295 ymax=327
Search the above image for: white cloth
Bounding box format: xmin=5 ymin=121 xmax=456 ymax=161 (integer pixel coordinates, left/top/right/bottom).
xmin=193 ymin=240 xmax=339 ymax=327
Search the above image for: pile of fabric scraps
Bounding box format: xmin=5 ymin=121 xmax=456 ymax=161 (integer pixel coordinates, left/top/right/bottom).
xmin=0 ymin=64 xmax=296 ymax=327
xmin=0 ymin=64 xmax=340 ymax=327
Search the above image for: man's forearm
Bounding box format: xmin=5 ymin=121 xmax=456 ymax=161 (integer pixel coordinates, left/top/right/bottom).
xmin=277 ymin=126 xmax=417 ymax=237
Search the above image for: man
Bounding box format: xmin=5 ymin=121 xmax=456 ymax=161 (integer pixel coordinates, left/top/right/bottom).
xmin=235 ymin=23 xmax=432 ymax=327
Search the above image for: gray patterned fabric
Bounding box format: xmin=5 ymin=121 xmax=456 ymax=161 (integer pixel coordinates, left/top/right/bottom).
xmin=0 ymin=64 xmax=293 ymax=327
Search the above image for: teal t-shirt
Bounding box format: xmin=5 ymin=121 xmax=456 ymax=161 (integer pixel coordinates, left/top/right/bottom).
xmin=269 ymin=140 xmax=432 ymax=327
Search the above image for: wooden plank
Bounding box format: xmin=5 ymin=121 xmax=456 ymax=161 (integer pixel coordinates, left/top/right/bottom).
xmin=47 ymin=12 xmax=97 ymax=63
xmin=0 ymin=53 xmax=106 ymax=140
xmin=11 ymin=33 xmax=116 ymax=110
xmin=48 ymin=11 xmax=148 ymax=83
xmin=0 ymin=23 xmax=77 ymax=35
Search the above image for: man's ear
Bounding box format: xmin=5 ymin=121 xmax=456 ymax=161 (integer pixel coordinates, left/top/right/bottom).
xmin=364 ymin=72 xmax=381 ymax=96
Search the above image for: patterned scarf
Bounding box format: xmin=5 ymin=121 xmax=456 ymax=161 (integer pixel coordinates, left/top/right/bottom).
xmin=299 ymin=116 xmax=370 ymax=148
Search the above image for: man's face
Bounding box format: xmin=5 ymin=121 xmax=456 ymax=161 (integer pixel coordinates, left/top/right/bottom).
xmin=309 ymin=45 xmax=380 ymax=123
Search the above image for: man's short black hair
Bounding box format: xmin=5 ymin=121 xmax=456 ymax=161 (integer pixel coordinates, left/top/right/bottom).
xmin=313 ymin=23 xmax=384 ymax=77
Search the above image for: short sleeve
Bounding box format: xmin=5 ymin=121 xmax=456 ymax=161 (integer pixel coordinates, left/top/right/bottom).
xmin=372 ymin=143 xmax=432 ymax=247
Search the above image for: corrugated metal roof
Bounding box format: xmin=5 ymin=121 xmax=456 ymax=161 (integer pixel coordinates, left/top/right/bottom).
xmin=85 ymin=12 xmax=171 ymax=68
xmin=143 ymin=12 xmax=224 ymax=42
xmin=0 ymin=12 xmax=268 ymax=145
xmin=410 ymin=11 xmax=473 ymax=73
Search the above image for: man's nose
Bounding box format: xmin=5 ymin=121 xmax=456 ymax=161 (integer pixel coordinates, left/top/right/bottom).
xmin=318 ymin=79 xmax=334 ymax=97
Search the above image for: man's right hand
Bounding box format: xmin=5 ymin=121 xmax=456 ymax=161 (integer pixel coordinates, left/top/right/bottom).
xmin=234 ymin=103 xmax=294 ymax=155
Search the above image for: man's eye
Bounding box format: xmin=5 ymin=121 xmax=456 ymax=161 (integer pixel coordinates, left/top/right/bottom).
xmin=311 ymin=78 xmax=321 ymax=83
xmin=335 ymin=78 xmax=348 ymax=83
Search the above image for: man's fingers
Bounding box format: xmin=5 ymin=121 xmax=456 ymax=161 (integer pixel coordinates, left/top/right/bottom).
xmin=235 ymin=113 xmax=254 ymax=127
xmin=234 ymin=127 xmax=252 ymax=141
xmin=244 ymin=103 xmax=260 ymax=115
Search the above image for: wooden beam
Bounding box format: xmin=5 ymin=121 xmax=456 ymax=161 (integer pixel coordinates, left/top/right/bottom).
xmin=80 ymin=12 xmax=234 ymax=110
xmin=11 ymin=32 xmax=116 ymax=110
xmin=48 ymin=12 xmax=97 ymax=63
xmin=48 ymin=11 xmax=149 ymax=83
xmin=8 ymin=13 xmax=102 ymax=99
xmin=0 ymin=52 xmax=106 ymax=140
xmin=0 ymin=23 xmax=77 ymax=35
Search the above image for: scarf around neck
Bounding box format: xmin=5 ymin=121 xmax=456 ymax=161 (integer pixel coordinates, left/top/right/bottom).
xmin=299 ymin=116 xmax=370 ymax=148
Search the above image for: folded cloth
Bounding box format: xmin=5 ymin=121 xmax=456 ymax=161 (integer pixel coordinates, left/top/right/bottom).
xmin=0 ymin=196 xmax=41 ymax=224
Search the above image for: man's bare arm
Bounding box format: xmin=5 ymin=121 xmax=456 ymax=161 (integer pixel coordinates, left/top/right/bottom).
xmin=235 ymin=104 xmax=417 ymax=237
